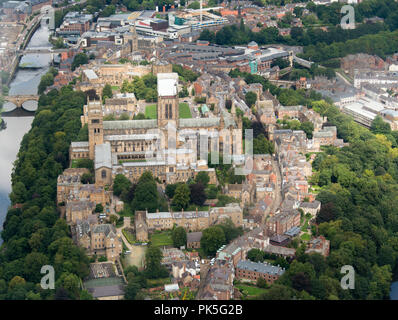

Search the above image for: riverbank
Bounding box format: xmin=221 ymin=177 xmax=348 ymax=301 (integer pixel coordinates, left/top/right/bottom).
xmin=0 ymin=24 xmax=52 ymax=245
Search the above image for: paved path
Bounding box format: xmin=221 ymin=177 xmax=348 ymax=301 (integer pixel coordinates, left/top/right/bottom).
xmin=336 ymin=71 xmax=353 ymax=86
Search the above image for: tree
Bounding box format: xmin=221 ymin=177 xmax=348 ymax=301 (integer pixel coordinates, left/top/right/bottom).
xmin=113 ymin=174 xmax=132 ymax=196
xmin=201 ymin=226 xmax=226 ymax=256
xmin=71 ymin=53 xmax=88 ymax=71
xmin=100 ymin=4 xmax=116 ymax=17
xmin=165 ymin=183 xmax=180 ymax=199
xmin=95 ymin=204 xmax=104 ymax=213
xmin=247 ymin=248 xmax=264 ymax=262
xmin=218 ymin=218 xmax=243 ymax=243
xmin=102 ymin=83 xmax=113 ymax=100
xmin=145 ymin=246 xmax=168 ymax=279
xmin=195 ymin=172 xmax=210 ymax=186
xmin=172 ymin=184 xmax=190 ymax=210
xmin=109 ymin=214 xmax=119 ymax=225
xmin=371 ymin=115 xmax=391 ymax=135
xmin=189 ymin=183 xmax=206 ymax=206
xmin=368 ymin=264 xmax=392 ymax=299
xmin=124 ymin=281 xmax=140 ymax=300
xmin=172 ymin=226 xmax=187 ymax=248
xmin=81 ymin=172 xmax=93 ymax=184
xmin=24 ymin=252 xmax=49 ymax=283
xmin=133 ymin=113 xmax=147 ymax=120
xmin=132 ymin=172 xmax=160 ymax=213
xmin=291 ymin=272 xmax=312 ymax=292
xmin=253 ymin=134 xmax=274 ymax=154
xmin=80 ymin=290 xmax=93 ymax=300
xmin=38 ymin=71 xmax=55 ymax=94
xmin=257 ymin=277 xmax=267 ymax=288
xmin=316 ymin=202 xmax=337 ymax=223
xmin=188 ymin=1 xmax=200 ymax=9
xmin=301 ymin=121 xmax=315 ymax=139
xmin=260 ymin=284 xmax=295 ymax=300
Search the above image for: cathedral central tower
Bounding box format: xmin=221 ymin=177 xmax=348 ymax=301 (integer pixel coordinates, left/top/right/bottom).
xmin=157 ymin=73 xmax=179 ymax=128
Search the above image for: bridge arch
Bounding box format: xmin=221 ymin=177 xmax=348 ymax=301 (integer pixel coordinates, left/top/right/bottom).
xmin=3 ymin=95 xmax=39 ymax=111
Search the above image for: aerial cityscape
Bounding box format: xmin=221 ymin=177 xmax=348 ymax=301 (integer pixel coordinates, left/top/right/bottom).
xmin=1 ymin=0 xmax=398 ymax=303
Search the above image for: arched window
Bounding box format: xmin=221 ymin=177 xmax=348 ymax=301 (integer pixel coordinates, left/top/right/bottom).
xmin=165 ymin=104 xmax=168 ymax=119
xmin=101 ymin=170 xmax=107 ymax=178
xmin=169 ymin=104 xmax=172 ymax=119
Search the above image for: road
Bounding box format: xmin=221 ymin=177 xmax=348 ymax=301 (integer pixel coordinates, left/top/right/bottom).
xmin=269 ymin=156 xmax=283 ymax=215
xmin=336 ymin=70 xmax=353 ymax=86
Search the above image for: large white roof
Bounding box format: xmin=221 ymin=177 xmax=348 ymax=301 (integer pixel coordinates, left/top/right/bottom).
xmin=95 ymin=143 xmax=112 ymax=169
xmin=157 ymin=73 xmax=178 ymax=97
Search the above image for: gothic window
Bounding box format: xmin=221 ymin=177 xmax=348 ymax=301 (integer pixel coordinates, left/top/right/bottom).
xmin=169 ymin=103 xmax=172 ymax=119
xmin=101 ymin=170 xmax=107 ymax=178
xmin=165 ymin=103 xmax=168 ymax=119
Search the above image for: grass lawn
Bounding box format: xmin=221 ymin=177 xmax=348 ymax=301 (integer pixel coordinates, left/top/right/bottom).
xmin=179 ymin=103 xmax=192 ymax=118
xmin=147 ymin=277 xmax=172 ymax=288
xmin=145 ymin=104 xmax=157 ymax=119
xmin=122 ymin=228 xmax=135 ymax=244
xmin=236 ymin=284 xmax=268 ymax=297
xmin=111 ymin=86 xmax=119 ymax=91
xmin=187 ymin=204 xmax=209 ymax=211
xmin=301 ymin=233 xmax=311 ymax=241
xmin=150 ymin=230 xmax=173 ymax=247
xmin=301 ymin=218 xmax=309 ymax=232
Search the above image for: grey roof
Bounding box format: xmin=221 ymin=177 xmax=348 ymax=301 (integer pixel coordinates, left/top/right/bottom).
xmin=187 ymin=232 xmax=203 ymax=243
xmin=83 ymin=69 xmax=98 ymax=80
xmin=147 ymin=212 xmax=172 ymax=219
xmin=66 ymin=200 xmax=95 ymax=211
xmin=87 ymin=285 xmax=124 ymax=298
xmin=300 ymin=200 xmax=321 ymax=209
xmin=104 ymin=133 xmax=158 ymax=141
xmin=270 ymin=234 xmax=289 ymax=243
xmin=236 ymin=260 xmax=285 ymax=276
xmin=71 ymin=141 xmax=89 ymax=148
xmin=103 ymin=119 xmax=157 ymax=130
xmin=284 ymin=226 xmax=301 ymax=237
xmin=179 ymin=118 xmax=220 ymax=128
xmin=92 ymin=224 xmax=117 ymax=237
xmin=95 ymin=143 xmax=112 ymax=169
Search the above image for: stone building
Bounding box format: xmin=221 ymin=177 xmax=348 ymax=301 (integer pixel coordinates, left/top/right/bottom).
xmin=58 ymin=171 xmax=110 ymax=207
xmin=187 ymin=231 xmax=202 ymax=249
xmin=57 ymin=168 xmax=90 ymax=204
xmin=66 ymin=200 xmax=95 ymax=224
xmin=224 ymin=183 xmax=254 ymax=206
xmin=76 ymin=222 xmax=122 ymax=261
xmin=143 ymin=203 xmax=243 ymax=232
xmin=266 ymin=209 xmax=300 ymax=235
xmin=135 ymin=211 xmax=148 ymax=242
xmin=70 ymin=72 xmax=243 ymax=186
xmin=305 ymin=235 xmax=330 ymax=257
xmin=235 ymin=260 xmax=285 ymax=284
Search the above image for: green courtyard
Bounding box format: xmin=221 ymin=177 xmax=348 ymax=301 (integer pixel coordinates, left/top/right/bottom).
xmin=145 ymin=104 xmax=157 ymax=119
xmin=150 ymin=230 xmax=173 ymax=247
xmin=145 ymin=103 xmax=192 ymax=119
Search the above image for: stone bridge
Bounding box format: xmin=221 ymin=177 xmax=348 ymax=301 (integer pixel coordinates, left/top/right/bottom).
xmin=268 ymin=79 xmax=295 ymax=88
xmin=4 ymin=95 xmax=39 ymax=109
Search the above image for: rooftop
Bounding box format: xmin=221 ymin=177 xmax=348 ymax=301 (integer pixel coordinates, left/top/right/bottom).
xmin=236 ymin=260 xmax=285 ymax=276
xmin=157 ymin=73 xmax=178 ymax=97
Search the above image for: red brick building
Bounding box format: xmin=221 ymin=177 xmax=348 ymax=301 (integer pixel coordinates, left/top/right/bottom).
xmin=235 ymin=260 xmax=285 ymax=284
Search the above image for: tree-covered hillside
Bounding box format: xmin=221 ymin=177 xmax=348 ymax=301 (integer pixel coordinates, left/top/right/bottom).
xmin=0 ymin=86 xmax=91 ymax=300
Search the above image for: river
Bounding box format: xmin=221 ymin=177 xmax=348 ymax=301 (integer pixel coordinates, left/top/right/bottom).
xmin=0 ymin=24 xmax=52 ymax=245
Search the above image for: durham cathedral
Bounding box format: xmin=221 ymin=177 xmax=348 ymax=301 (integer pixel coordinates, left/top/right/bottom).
xmin=69 ymin=72 xmax=243 ymax=186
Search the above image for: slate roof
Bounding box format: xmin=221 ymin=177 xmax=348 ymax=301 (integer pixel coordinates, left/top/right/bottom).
xmin=95 ymin=143 xmax=112 ymax=169
xmin=187 ymin=232 xmax=203 ymax=243
xmin=236 ymin=260 xmax=285 ymax=276
xmin=103 ymin=119 xmax=157 ymax=130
